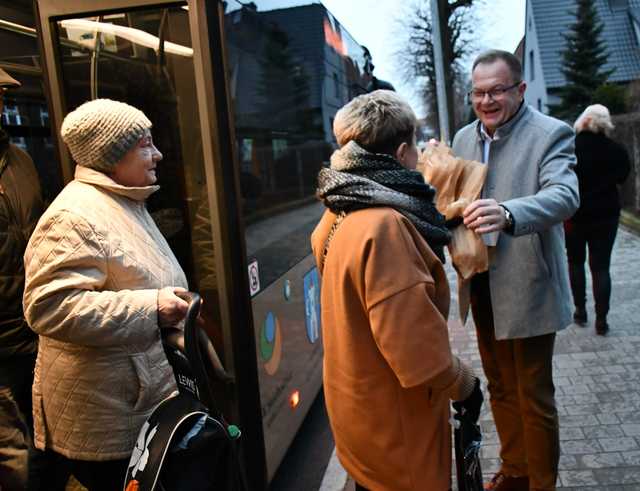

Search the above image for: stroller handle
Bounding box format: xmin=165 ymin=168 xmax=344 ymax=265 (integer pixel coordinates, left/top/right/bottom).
xmin=171 ymin=291 xmax=234 ymax=387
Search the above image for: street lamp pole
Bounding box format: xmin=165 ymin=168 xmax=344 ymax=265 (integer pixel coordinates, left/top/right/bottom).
xmin=430 ymin=0 xmax=450 ymax=144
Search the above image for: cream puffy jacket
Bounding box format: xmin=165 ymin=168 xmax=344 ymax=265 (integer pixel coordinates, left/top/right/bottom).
xmin=23 ymin=166 xmax=188 ymax=460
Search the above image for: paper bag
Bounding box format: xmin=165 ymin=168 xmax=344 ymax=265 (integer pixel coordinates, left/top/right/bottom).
xmin=419 ymin=143 xmax=489 ymax=323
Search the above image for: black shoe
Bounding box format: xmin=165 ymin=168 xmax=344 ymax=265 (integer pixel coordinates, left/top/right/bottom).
xmin=595 ymin=318 xmax=609 ymax=336
xmin=573 ymin=308 xmax=587 ymax=326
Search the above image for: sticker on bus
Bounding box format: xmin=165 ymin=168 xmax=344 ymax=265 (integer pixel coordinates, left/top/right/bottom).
xmin=303 ymin=267 xmax=321 ymax=344
xmin=248 ymin=259 xmax=260 ymax=296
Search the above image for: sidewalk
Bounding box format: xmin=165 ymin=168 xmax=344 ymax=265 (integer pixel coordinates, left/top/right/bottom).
xmin=323 ymin=225 xmax=640 ymax=490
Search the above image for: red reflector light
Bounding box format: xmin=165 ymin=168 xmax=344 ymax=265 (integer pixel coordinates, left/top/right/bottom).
xmin=289 ymin=390 xmax=300 ymax=409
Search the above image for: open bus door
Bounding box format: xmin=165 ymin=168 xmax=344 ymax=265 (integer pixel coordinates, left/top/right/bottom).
xmin=35 ymin=0 xmax=372 ymax=486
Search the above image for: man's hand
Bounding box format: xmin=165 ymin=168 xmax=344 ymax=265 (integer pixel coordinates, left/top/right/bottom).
xmin=157 ymin=287 xmax=189 ymax=328
xmin=463 ymin=198 xmax=507 ymax=234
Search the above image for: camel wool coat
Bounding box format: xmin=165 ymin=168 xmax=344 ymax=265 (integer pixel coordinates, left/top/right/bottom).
xmin=311 ymin=207 xmax=475 ymax=491
xmin=23 ymin=166 xmax=188 ymax=460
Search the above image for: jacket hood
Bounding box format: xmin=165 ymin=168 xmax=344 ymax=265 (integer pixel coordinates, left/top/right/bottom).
xmin=74 ymin=165 xmax=159 ymax=201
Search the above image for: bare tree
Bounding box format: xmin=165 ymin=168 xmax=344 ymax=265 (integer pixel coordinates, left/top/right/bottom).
xmin=395 ymin=0 xmax=479 ymax=137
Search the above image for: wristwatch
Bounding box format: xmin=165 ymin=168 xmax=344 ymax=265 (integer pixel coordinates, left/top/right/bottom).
xmin=500 ymin=205 xmax=515 ymax=233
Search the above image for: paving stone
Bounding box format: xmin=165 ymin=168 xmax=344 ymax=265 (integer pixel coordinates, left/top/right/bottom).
xmin=604 ymin=364 xmax=628 ymax=374
xmin=624 ymin=451 xmax=640 ymax=466
xmin=582 ymin=425 xmax=626 ymax=439
xmin=593 ymin=466 xmax=640 ymax=485
xmin=480 ymin=443 xmax=500 ymax=459
xmin=573 ymin=393 xmax=599 ymax=404
xmin=565 ymin=403 xmax=599 ymax=415
xmin=562 ymin=439 xmax=603 ymax=455
xmin=559 ymin=454 xmax=580 ymax=470
xmin=561 ymin=415 xmax=600 ymax=427
xmin=579 ymin=452 xmax=626 ymax=468
xmin=598 ymin=437 xmax=639 ymax=452
xmin=623 ymin=424 xmax=640 ymax=437
xmin=595 ymin=391 xmax=626 ymax=404
xmin=559 ymin=470 xmax=598 ymax=487
xmin=561 ymin=427 xmax=585 ymax=440
xmin=597 ymin=413 xmax=621 ymax=425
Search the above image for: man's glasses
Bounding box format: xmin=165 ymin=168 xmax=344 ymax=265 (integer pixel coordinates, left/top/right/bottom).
xmin=467 ymin=81 xmax=522 ymax=102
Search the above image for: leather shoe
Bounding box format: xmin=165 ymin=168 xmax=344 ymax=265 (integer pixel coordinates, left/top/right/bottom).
xmin=484 ymin=471 xmax=529 ymax=490
xmin=573 ymin=307 xmax=587 ymax=326
xmin=595 ymin=318 xmax=609 ymax=336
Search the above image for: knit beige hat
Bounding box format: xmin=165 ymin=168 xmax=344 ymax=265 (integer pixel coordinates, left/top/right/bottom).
xmin=60 ymin=99 xmax=152 ymax=172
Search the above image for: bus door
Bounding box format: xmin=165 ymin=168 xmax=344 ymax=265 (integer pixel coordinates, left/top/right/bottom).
xmin=35 ymin=1 xmax=268 ymax=488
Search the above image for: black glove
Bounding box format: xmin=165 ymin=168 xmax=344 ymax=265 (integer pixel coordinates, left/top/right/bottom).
xmin=452 ymin=378 xmax=483 ymax=423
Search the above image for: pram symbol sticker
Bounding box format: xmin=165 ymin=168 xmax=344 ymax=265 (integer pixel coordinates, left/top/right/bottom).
xmin=303 ymin=267 xmax=321 ymax=343
xmin=129 ymin=420 xmax=158 ymax=478
xmin=260 ymin=311 xmax=282 ymax=375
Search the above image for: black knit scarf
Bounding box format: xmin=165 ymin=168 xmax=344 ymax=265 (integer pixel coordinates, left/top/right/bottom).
xmin=317 ymin=141 xmax=450 ymax=262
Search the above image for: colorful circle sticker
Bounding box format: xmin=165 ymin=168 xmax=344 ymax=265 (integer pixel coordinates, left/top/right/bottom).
xmin=260 ymin=312 xmax=282 ymax=375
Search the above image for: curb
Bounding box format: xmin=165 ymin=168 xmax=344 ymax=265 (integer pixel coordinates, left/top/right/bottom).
xmin=318 ymin=448 xmax=349 ymax=491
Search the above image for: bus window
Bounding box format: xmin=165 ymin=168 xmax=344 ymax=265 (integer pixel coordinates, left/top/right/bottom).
xmin=0 ymin=3 xmax=61 ymax=201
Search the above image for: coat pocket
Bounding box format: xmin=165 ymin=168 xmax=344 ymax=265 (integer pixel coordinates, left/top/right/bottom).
xmin=531 ymin=233 xmax=551 ymax=278
xmin=130 ymin=353 xmax=153 ymax=413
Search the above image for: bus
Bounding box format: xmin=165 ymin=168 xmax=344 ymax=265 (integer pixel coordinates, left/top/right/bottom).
xmin=1 ymin=0 xmax=385 ymax=488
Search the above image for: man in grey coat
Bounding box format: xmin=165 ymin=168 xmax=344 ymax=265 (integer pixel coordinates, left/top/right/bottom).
xmin=452 ymin=50 xmax=579 ymax=491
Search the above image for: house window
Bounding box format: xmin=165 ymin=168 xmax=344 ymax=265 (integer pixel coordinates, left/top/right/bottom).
xmin=529 ymin=50 xmax=535 ymax=81
xmin=537 ymin=98 xmax=542 ymax=111
xmin=333 ymin=72 xmax=340 ymax=97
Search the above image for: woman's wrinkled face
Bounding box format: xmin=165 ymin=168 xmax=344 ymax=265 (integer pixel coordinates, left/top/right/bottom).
xmin=110 ymin=131 xmax=162 ymax=187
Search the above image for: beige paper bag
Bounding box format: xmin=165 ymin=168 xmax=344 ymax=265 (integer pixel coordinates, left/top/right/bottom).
xmin=419 ymin=142 xmax=489 ymax=323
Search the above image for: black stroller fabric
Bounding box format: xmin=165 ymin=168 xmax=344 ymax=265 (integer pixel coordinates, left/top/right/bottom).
xmin=453 ymin=408 xmax=483 ymax=491
xmin=123 ymin=292 xmax=247 ymax=491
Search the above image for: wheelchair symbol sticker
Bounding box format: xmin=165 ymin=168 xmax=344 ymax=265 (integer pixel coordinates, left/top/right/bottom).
xmin=303 ymin=267 xmax=321 ymax=343
xmin=248 ymin=260 xmax=260 ymax=296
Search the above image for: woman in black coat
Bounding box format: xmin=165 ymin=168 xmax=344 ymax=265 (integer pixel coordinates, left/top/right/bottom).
xmin=565 ymin=104 xmax=630 ymax=335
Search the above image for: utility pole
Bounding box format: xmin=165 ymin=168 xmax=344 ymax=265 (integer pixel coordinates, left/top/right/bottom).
xmin=430 ymin=0 xmax=450 ymax=143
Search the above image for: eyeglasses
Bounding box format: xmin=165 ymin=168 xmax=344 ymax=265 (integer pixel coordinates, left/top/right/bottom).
xmin=467 ymin=81 xmax=522 ymax=102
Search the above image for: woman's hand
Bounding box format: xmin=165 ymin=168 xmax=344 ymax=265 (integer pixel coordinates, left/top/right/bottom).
xmin=157 ymin=287 xmax=189 ymax=328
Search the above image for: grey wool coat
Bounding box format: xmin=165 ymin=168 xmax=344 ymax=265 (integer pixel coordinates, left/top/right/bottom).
xmin=452 ymin=103 xmax=579 ymax=340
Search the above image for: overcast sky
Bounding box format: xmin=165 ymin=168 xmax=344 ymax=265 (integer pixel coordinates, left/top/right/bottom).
xmin=320 ymin=0 xmax=527 ymax=116
xmin=230 ymin=0 xmax=527 ymax=116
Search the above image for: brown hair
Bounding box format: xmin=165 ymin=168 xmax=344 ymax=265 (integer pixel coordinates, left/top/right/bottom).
xmin=333 ymin=90 xmax=416 ymax=156
xmin=472 ymin=49 xmax=523 ymax=84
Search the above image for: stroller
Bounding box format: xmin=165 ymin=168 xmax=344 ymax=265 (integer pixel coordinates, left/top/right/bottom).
xmin=123 ymin=292 xmax=248 ymax=491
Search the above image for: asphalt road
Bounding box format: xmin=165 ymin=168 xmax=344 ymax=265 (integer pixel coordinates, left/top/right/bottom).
xmin=270 ymin=390 xmax=335 ymax=491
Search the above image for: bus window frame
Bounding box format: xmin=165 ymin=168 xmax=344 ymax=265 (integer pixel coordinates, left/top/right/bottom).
xmin=34 ymin=0 xmax=268 ymax=487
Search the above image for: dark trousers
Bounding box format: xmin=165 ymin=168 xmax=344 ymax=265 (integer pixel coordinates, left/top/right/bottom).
xmin=471 ymin=272 xmax=559 ymax=491
xmin=355 ymin=484 xmax=369 ymax=491
xmin=52 ymin=454 xmax=130 ymax=491
xmin=0 ymin=355 xmax=67 ymax=491
xmin=564 ymin=218 xmax=619 ymax=319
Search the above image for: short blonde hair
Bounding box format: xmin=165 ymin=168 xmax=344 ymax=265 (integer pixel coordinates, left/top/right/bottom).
xmin=333 ymin=90 xmax=416 ymax=156
xmin=574 ymin=104 xmax=615 ymax=135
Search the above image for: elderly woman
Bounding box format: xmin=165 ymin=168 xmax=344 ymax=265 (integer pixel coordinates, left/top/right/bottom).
xmin=565 ymin=104 xmax=630 ymax=335
xmin=22 ymin=99 xmax=189 ymax=490
xmin=311 ymin=90 xmax=482 ymax=491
